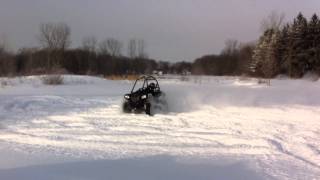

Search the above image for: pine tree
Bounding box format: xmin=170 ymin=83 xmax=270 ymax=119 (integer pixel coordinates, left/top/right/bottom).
xmin=262 ymin=29 xmax=281 ymax=78
xmin=251 ymin=29 xmax=280 ymax=79
xmin=277 ymin=24 xmax=290 ymax=74
xmin=287 ymin=12 xmax=309 ymax=77
xmin=307 ymin=14 xmax=320 ymax=73
xmin=315 ymin=14 xmax=320 ymax=73
xmin=251 ymin=30 xmax=269 ymax=75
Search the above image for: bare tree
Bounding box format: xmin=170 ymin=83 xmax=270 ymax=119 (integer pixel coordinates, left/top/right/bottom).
xmin=137 ymin=39 xmax=148 ymax=58
xmin=0 ymin=42 xmax=5 ymax=54
xmin=38 ymin=22 xmax=71 ymax=50
xmin=82 ymin=36 xmax=97 ymax=52
xmin=261 ymin=11 xmax=285 ymax=32
xmin=38 ymin=22 xmax=71 ymax=70
xmin=81 ymin=36 xmax=97 ymax=72
xmin=128 ymin=39 xmax=137 ymax=58
xmin=128 ymin=39 xmax=148 ymax=59
xmin=0 ymin=36 xmax=15 ymax=76
xmin=221 ymin=39 xmax=239 ymax=55
xmin=98 ymin=38 xmax=123 ymax=56
xmin=98 ymin=39 xmax=110 ymax=55
xmin=0 ymin=34 xmax=9 ymax=52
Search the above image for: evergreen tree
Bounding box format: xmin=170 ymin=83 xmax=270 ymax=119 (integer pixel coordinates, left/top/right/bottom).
xmin=287 ymin=12 xmax=309 ymax=77
xmin=307 ymin=14 xmax=320 ymax=73
xmin=277 ymin=24 xmax=290 ymax=74
xmin=251 ymin=29 xmax=280 ymax=78
xmin=262 ymin=29 xmax=281 ymax=78
xmin=251 ymin=30 xmax=269 ymax=75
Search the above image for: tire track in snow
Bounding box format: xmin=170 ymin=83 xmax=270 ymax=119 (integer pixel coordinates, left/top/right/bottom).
xmin=267 ymin=139 xmax=320 ymax=169
xmin=0 ymin=99 xmax=281 ymax=159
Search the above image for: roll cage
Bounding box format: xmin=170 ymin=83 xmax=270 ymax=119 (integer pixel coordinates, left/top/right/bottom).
xmin=130 ymin=75 xmax=160 ymax=93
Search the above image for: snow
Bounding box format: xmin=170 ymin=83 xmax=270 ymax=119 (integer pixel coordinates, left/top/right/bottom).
xmin=0 ymin=75 xmax=319 ymax=180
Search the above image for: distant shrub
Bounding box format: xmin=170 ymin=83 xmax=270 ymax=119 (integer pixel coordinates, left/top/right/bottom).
xmin=303 ymin=72 xmax=319 ymax=82
xmin=180 ymin=75 xmax=190 ymax=82
xmin=41 ymin=74 xmax=64 ymax=85
xmin=0 ymin=79 xmax=15 ymax=88
xmin=257 ymin=78 xmax=270 ymax=85
xmin=0 ymin=80 xmax=8 ymax=87
xmin=239 ymin=75 xmax=251 ymax=81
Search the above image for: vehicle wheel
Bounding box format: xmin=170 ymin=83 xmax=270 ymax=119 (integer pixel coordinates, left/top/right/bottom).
xmin=122 ymin=101 xmax=132 ymax=113
xmin=145 ymin=102 xmax=152 ymax=115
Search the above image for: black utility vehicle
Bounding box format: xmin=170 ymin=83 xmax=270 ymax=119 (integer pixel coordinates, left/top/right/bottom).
xmin=122 ymin=75 xmax=167 ymax=115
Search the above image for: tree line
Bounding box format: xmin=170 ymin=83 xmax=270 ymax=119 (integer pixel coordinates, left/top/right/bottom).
xmin=191 ymin=40 xmax=254 ymax=76
xmin=0 ymin=22 xmax=191 ymax=76
xmin=0 ymin=12 xmax=319 ymax=78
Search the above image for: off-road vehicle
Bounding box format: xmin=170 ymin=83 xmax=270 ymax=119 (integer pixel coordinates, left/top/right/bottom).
xmin=122 ymin=75 xmax=168 ymax=115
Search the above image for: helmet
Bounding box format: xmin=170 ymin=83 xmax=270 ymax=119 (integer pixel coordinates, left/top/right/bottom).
xmin=148 ymin=82 xmax=156 ymax=89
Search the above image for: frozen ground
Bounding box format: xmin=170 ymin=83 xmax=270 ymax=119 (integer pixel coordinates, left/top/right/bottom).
xmin=0 ymin=75 xmax=319 ymax=180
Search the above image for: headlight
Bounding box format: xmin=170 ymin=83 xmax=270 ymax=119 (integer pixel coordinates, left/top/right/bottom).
xmin=124 ymin=95 xmax=130 ymax=99
xmin=141 ymin=95 xmax=147 ymax=99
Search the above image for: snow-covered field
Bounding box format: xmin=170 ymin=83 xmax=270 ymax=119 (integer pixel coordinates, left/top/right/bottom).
xmin=0 ymin=75 xmax=319 ymax=180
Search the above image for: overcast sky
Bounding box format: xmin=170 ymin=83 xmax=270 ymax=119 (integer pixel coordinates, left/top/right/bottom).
xmin=1 ymin=0 xmax=320 ymax=61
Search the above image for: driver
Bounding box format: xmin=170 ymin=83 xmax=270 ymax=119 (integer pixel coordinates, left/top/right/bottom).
xmin=148 ymin=82 xmax=156 ymax=91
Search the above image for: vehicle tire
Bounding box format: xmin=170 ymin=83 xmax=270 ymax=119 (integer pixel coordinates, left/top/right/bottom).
xmin=145 ymin=102 xmax=152 ymax=115
xmin=122 ymin=101 xmax=132 ymax=113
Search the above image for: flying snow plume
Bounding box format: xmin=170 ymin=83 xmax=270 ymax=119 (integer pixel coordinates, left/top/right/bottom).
xmin=161 ymin=76 xmax=320 ymax=114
